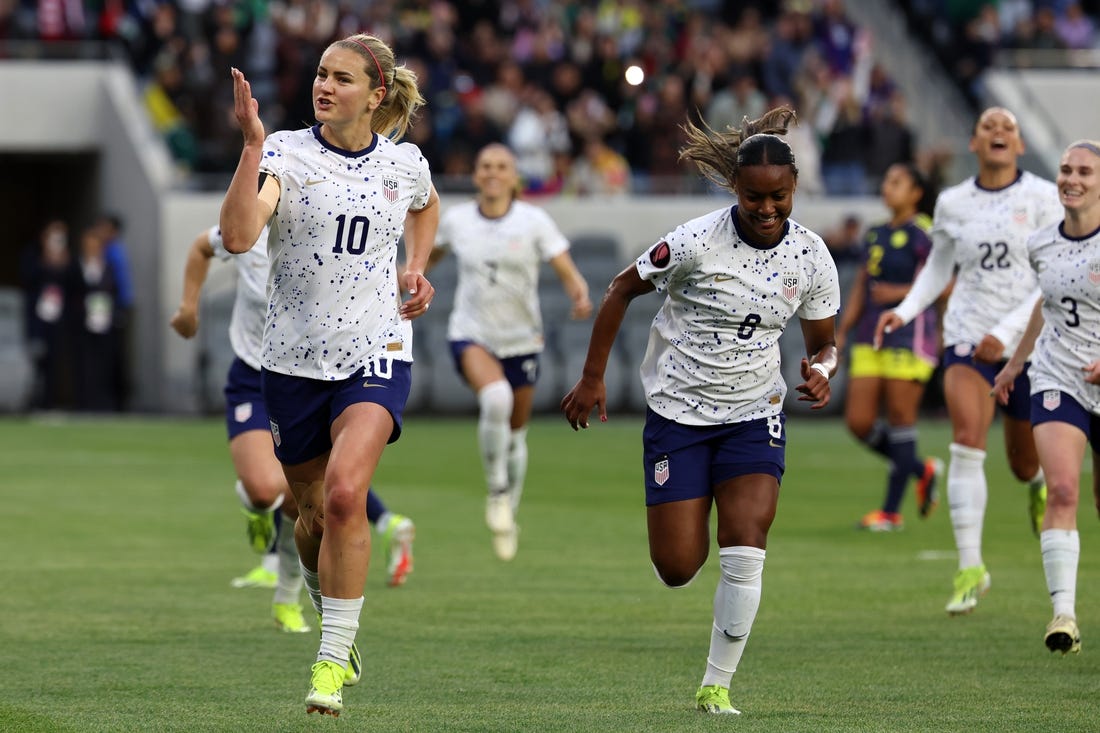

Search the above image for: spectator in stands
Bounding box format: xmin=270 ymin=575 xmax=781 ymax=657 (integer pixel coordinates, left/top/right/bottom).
xmin=561 ymin=106 xmax=840 ymax=717
xmin=818 ymin=78 xmax=869 ymax=195
xmin=705 ymin=69 xmax=768 ymax=135
xmin=1054 ymin=1 xmax=1096 ymax=48
xmin=94 ymin=213 xmax=133 ymax=411
xmin=428 ymin=142 xmax=591 ymax=560
xmin=865 ymin=90 xmax=916 ymax=193
xmin=20 ymin=219 xmax=78 ymax=411
xmin=74 ymin=225 xmax=121 ymax=412
xmin=507 ymin=84 xmax=571 ymax=194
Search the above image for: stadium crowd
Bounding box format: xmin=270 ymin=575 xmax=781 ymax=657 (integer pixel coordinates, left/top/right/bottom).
xmin=2 ymin=0 xmax=918 ymax=197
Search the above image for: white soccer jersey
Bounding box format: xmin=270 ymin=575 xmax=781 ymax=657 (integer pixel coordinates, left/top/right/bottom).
xmin=435 ymin=200 xmax=569 ymax=357
xmin=635 ymin=207 xmax=840 ymax=426
xmin=209 ymin=225 xmax=269 ymax=371
xmin=259 ymin=126 xmax=432 ymax=380
xmin=1027 ymin=222 xmax=1100 ymax=414
xmin=923 ymin=172 xmax=1061 ymax=353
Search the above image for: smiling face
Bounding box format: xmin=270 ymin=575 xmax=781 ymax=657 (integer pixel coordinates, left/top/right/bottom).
xmin=734 ymin=163 xmax=797 ymax=245
xmin=472 ymin=144 xmax=520 ymax=203
xmin=1057 ymin=144 xmax=1100 ymax=215
xmin=312 ymin=46 xmax=382 ymax=126
xmin=969 ymin=107 xmax=1025 ymax=170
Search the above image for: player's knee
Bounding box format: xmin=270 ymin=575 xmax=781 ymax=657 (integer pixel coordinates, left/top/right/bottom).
xmin=652 ymin=560 xmax=704 ymax=588
xmin=478 ymin=380 xmax=513 ymax=422
xmin=235 ymin=478 xmax=285 ymax=512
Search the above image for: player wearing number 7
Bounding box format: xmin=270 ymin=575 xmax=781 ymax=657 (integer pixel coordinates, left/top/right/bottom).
xmin=874 ymin=107 xmax=1061 ymax=616
xmin=562 ymin=107 xmax=840 ymax=716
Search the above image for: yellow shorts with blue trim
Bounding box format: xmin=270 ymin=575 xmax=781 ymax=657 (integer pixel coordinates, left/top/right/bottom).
xmin=848 ymin=344 xmax=936 ymax=382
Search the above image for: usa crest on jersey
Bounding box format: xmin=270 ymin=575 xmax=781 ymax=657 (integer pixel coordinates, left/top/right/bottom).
xmin=383 ymin=175 xmax=399 ymax=203
xmin=781 ymin=272 xmax=799 ymax=302
xmin=1089 ymin=259 xmax=1100 ymax=286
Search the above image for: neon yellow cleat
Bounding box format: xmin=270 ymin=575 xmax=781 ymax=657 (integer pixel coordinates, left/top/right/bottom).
xmin=344 ymin=642 xmax=362 ymax=687
xmin=305 ymin=660 xmax=345 ymax=716
xmin=1029 ymin=482 xmax=1047 ymax=538
xmin=273 ymin=603 xmax=311 ymax=633
xmin=695 ymin=685 xmax=740 ymax=715
xmin=945 ymin=565 xmax=991 ymax=615
xmin=243 ymin=507 xmax=276 ymax=553
xmin=230 ymin=565 xmax=277 ymax=589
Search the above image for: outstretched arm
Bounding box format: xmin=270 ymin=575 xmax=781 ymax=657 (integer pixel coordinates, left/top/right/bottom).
xmin=548 ymin=251 xmax=592 ymax=320
xmin=561 ymin=264 xmax=654 ymax=430
xmin=169 ymin=230 xmax=216 ymax=338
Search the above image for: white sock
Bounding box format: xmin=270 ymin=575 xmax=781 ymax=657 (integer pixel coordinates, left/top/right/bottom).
xmin=948 ymin=443 xmax=987 ymax=570
xmin=701 ymin=546 xmax=766 ymax=689
xmin=375 ymin=510 xmax=392 ymax=532
xmin=1029 ymin=469 xmax=1045 ymax=489
xmin=1041 ymin=529 xmax=1079 ymax=618
xmin=301 ymin=563 xmax=323 ymax=616
xmin=477 ymin=380 xmax=513 ymax=493
xmin=261 ymin=551 xmax=279 ymax=574
xmin=508 ymin=427 xmax=528 ymax=514
xmin=273 ymin=513 xmax=303 ymax=605
xmin=235 ymin=479 xmax=284 ymax=513
xmin=318 ymin=595 xmax=363 ymax=665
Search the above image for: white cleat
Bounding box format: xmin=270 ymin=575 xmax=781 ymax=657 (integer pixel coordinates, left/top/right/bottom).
xmin=486 ymin=492 xmax=518 ymax=560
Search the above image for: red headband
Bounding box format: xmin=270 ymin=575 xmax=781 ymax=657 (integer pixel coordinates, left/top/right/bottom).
xmin=348 ymin=37 xmax=386 ymax=97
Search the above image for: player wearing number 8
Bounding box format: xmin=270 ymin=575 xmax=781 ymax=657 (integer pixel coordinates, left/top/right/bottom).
xmin=219 ymin=33 xmax=440 ymax=716
xmin=561 ymin=106 xmax=840 ymax=715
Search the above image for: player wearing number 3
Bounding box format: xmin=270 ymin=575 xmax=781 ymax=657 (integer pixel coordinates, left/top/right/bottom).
xmin=561 ymin=107 xmax=840 ymax=715
xmin=219 ymin=34 xmax=439 ymax=717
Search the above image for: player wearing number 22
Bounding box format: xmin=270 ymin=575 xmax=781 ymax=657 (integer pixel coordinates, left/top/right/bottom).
xmin=561 ymin=107 xmax=840 ymax=715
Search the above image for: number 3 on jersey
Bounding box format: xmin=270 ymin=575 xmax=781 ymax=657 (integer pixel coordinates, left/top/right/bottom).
xmin=332 ymin=214 xmax=370 ymax=255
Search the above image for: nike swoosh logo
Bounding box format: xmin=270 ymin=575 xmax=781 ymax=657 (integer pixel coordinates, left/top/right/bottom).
xmin=305 ymin=178 xmax=327 ymax=186
xmin=723 ymin=630 xmax=748 ymax=641
xmin=362 ymin=381 xmax=387 ymax=389
xmin=714 ymin=274 xmax=735 ymax=282
xmin=769 ymin=439 xmax=782 ymax=448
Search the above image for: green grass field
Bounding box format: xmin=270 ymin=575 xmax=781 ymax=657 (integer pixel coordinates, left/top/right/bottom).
xmin=2 ymin=413 xmax=1099 ymax=732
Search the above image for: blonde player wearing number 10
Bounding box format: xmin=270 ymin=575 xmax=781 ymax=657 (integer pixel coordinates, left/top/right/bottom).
xmin=219 ymin=33 xmax=438 ymax=717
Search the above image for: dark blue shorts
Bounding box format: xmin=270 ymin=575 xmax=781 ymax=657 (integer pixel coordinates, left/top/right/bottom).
xmin=943 ymin=344 xmax=1031 ymax=420
xmin=641 ymin=408 xmax=786 ymax=506
xmin=1031 ymin=390 xmax=1100 ymax=453
xmin=223 ymin=358 xmax=270 ymax=440
xmin=260 ymin=359 xmax=412 ymax=465
xmin=449 ymin=340 xmax=539 ymax=389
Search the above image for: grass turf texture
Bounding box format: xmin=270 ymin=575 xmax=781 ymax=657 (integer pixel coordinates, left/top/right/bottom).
xmin=1 ymin=414 xmax=1098 ymax=732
